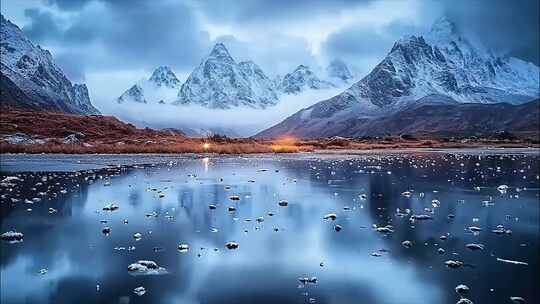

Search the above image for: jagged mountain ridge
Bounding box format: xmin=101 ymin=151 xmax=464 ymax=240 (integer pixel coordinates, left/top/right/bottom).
xmin=257 ymin=17 xmax=540 ymax=138
xmin=278 ymin=64 xmax=336 ymax=94
xmin=117 ymin=43 xmax=344 ymax=109
xmin=0 ymin=14 xmax=99 ymax=114
xmin=176 ymin=43 xmax=278 ymax=109
xmin=117 ymin=66 xmax=180 ymax=104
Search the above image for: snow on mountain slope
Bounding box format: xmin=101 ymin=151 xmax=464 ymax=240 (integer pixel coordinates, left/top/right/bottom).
xmin=278 ymin=65 xmax=336 ymax=94
xmin=0 ymin=14 xmax=99 ymax=114
xmin=176 ymin=43 xmax=278 ymax=109
xmin=116 ymin=66 xmax=180 ymax=104
xmin=257 ymin=17 xmax=539 ymax=138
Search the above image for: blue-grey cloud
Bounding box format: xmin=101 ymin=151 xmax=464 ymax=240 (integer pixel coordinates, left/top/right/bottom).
xmin=322 ymin=0 xmax=539 ymax=66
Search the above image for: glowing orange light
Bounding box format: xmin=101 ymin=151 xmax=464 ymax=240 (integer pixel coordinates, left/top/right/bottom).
xmin=203 ymin=143 xmax=210 ymax=149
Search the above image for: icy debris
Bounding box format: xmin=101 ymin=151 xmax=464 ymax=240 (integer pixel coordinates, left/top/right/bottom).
xmin=456 ymin=299 xmax=473 ymax=304
xmin=509 ymin=296 xmax=526 ymax=303
xmin=401 ymin=191 xmax=412 ymax=198
xmin=102 ymin=227 xmax=111 ymax=235
xmin=1 ymin=231 xmax=24 ymax=243
xmin=455 ymin=284 xmax=470 ymax=296
xmin=445 ymin=260 xmax=464 ymax=269
xmin=225 ymin=242 xmax=239 ymax=250
xmin=133 ymin=286 xmax=146 ymax=296
xmin=438 ymin=248 xmax=446 ymax=254
xmin=334 ymin=224 xmax=343 ymax=232
xmin=375 ymin=225 xmax=394 ymax=234
xmin=39 ymin=268 xmax=48 ymax=275
xmin=278 ymin=200 xmax=289 ymax=207
xmin=410 ymin=214 xmax=432 ymax=222
xmin=497 ymin=185 xmax=509 ymax=194
xmin=227 ymin=206 xmax=236 ymax=213
xmin=229 ymin=195 xmax=240 ymax=201
xmin=178 ymin=244 xmax=189 ymax=252
xmin=496 ymin=258 xmax=528 ymax=266
xmin=133 ymin=233 xmax=142 ymax=241
xmin=102 ymin=203 xmax=119 ymax=211
xmin=402 ymin=240 xmax=413 ymax=248
xmin=467 ymin=226 xmax=482 ymax=232
xmin=323 ymin=213 xmax=337 ymax=221
xmin=465 ymin=243 xmax=484 ymax=251
xmin=208 ymin=204 xmax=217 ymax=210
xmin=127 ymin=260 xmax=168 ymax=276
xmin=1 ymin=176 xmax=21 ymax=183
xmin=298 ymin=277 xmax=318 ymax=284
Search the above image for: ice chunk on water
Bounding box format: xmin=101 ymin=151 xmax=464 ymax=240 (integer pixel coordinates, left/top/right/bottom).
xmin=127 ymin=260 xmax=168 ymax=276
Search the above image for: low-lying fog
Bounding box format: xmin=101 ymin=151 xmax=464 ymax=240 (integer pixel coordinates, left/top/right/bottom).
xmin=97 ymin=87 xmax=346 ymax=137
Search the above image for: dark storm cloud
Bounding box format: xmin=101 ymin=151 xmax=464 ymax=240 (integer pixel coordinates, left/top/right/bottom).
xmin=322 ymin=21 xmax=418 ymax=64
xmin=322 ymin=0 xmax=539 ymax=66
xmin=194 ymin=0 xmax=374 ymax=24
xmin=23 ymin=9 xmax=62 ymax=43
xmin=441 ymin=0 xmax=539 ymax=64
xmin=23 ymin=0 xmax=212 ymax=77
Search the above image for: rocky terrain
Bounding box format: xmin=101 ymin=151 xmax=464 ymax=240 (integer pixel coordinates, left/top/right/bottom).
xmin=0 ymin=14 xmax=99 ymax=114
xmin=258 ymin=17 xmax=539 ymax=139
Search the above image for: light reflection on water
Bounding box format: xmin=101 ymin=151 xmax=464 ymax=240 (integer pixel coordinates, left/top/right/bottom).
xmin=1 ymin=153 xmax=539 ymax=304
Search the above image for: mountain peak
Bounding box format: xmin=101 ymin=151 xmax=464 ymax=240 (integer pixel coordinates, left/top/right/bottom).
xmin=209 ymin=43 xmax=233 ymax=61
xmin=148 ymin=66 xmax=180 ymax=88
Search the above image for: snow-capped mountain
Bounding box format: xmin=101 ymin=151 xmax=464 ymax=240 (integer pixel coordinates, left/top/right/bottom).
xmin=326 ymin=59 xmax=353 ymax=83
xmin=118 ymin=84 xmax=146 ymax=103
xmin=257 ymin=17 xmax=540 ymax=138
xmin=176 ymin=43 xmax=278 ymax=109
xmin=116 ymin=66 xmax=180 ymax=104
xmin=278 ymin=65 xmax=336 ymax=94
xmin=148 ymin=66 xmax=181 ymax=89
xmin=0 ymin=14 xmax=99 ymax=114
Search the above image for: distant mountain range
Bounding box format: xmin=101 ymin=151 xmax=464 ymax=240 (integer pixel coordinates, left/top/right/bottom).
xmin=0 ymin=14 xmax=99 ymax=114
xmin=116 ymin=43 xmax=352 ymax=109
xmin=257 ymin=17 xmax=539 ymax=138
xmin=2 ymin=13 xmax=538 ymax=139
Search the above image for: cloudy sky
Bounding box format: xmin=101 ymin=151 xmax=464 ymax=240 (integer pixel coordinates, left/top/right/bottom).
xmin=1 ymin=0 xmax=538 ymax=107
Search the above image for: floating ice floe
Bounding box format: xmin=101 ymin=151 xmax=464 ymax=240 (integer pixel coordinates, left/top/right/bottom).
xmin=133 ymin=286 xmax=146 ymax=296
xmin=102 ymin=227 xmax=111 ymax=235
xmin=278 ymin=200 xmax=289 ymax=207
xmin=178 ymin=244 xmax=189 ymax=252
xmin=323 ymin=213 xmax=337 ymax=221
xmin=229 ymin=195 xmax=240 ymax=201
xmin=497 ymin=185 xmax=509 ymax=194
xmin=444 ymin=260 xmax=464 ymax=269
xmin=298 ymin=277 xmax=318 ymax=285
xmin=225 ymin=242 xmax=239 ymax=250
xmin=401 ymin=240 xmax=413 ymax=248
xmin=456 ymin=299 xmax=473 ymax=304
xmin=375 ymin=225 xmax=394 ymax=234
xmin=102 ymin=203 xmax=119 ymax=211
xmin=496 ymin=258 xmax=528 ymax=266
xmin=455 ymin=284 xmax=470 ymax=296
xmin=509 ymin=296 xmax=526 ymax=303
xmin=465 ymin=243 xmax=484 ymax=251
xmin=133 ymin=233 xmax=142 ymax=240
xmin=334 ymin=224 xmax=343 ymax=232
xmin=127 ymin=260 xmax=168 ymax=276
xmin=1 ymin=231 xmax=24 ymax=243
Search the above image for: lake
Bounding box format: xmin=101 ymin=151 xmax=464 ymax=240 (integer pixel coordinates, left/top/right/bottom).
xmin=1 ymin=151 xmax=538 ymax=304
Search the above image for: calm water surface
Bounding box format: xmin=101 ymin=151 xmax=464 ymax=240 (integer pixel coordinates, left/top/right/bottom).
xmin=1 ymin=152 xmax=539 ymax=304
